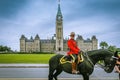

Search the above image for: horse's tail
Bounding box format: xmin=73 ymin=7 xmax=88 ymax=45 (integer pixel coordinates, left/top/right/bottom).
xmin=48 ymin=54 xmax=63 ymax=80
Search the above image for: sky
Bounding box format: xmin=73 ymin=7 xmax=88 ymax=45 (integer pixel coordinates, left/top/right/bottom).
xmin=0 ymin=0 xmax=120 ymax=51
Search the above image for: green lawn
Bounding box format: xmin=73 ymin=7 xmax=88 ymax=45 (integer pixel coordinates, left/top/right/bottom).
xmin=0 ymin=54 xmax=55 ymax=64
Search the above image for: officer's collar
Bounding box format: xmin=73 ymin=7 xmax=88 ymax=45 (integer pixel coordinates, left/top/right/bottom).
xmin=70 ymin=38 xmax=75 ymax=40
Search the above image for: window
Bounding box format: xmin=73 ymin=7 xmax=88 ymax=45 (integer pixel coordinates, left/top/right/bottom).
xmin=59 ymin=40 xmax=60 ymax=45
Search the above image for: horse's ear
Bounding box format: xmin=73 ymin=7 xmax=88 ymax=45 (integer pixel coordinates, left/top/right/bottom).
xmin=114 ymin=51 xmax=118 ymax=57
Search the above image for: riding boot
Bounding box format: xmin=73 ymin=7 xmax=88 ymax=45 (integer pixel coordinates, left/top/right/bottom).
xmin=77 ymin=55 xmax=81 ymax=64
xmin=72 ymin=62 xmax=79 ymax=74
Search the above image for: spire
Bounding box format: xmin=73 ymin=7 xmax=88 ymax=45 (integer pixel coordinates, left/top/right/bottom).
xmin=30 ymin=36 xmax=33 ymax=40
xmin=58 ymin=0 xmax=60 ymax=4
xmin=57 ymin=0 xmax=62 ymax=17
xmin=20 ymin=35 xmax=26 ymax=40
xmin=35 ymin=34 xmax=40 ymax=40
xmin=92 ymin=35 xmax=97 ymax=40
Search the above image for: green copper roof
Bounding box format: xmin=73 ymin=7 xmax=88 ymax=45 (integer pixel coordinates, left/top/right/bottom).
xmin=35 ymin=34 xmax=40 ymax=40
xmin=57 ymin=4 xmax=62 ymax=17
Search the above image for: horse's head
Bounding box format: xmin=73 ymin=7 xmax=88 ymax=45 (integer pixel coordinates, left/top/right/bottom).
xmin=104 ymin=51 xmax=118 ymax=73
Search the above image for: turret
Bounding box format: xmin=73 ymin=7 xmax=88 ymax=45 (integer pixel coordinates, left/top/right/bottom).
xmin=76 ymin=35 xmax=84 ymax=49
xmin=35 ymin=34 xmax=40 ymax=40
xmin=20 ymin=35 xmax=26 ymax=52
xmin=77 ymin=35 xmax=83 ymax=40
xmin=92 ymin=35 xmax=98 ymax=50
xmin=34 ymin=34 xmax=40 ymax=52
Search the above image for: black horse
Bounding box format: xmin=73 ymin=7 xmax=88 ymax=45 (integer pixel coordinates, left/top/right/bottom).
xmin=48 ymin=49 xmax=118 ymax=80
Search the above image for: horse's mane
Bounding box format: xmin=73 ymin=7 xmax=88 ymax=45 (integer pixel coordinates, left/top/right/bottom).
xmin=86 ymin=49 xmax=113 ymax=57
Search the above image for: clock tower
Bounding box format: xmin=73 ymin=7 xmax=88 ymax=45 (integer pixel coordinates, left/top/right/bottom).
xmin=56 ymin=0 xmax=63 ymax=51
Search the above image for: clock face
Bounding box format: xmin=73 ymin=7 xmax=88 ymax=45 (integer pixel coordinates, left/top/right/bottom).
xmin=58 ymin=16 xmax=61 ymax=20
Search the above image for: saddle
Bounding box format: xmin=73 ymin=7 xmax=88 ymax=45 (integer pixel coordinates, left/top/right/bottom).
xmin=60 ymin=53 xmax=84 ymax=64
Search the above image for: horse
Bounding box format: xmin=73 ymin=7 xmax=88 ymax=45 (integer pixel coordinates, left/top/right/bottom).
xmin=48 ymin=49 xmax=118 ymax=80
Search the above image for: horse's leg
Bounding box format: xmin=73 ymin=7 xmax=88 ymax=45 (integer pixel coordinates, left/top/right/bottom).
xmin=48 ymin=68 xmax=55 ymax=80
xmin=48 ymin=63 xmax=57 ymax=80
xmin=53 ymin=68 xmax=62 ymax=80
xmin=82 ymin=74 xmax=89 ymax=80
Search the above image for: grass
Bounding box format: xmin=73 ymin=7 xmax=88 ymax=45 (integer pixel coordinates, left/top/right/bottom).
xmin=0 ymin=54 xmax=55 ymax=64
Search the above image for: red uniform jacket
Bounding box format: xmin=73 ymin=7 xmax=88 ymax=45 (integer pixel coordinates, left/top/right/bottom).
xmin=67 ymin=38 xmax=80 ymax=55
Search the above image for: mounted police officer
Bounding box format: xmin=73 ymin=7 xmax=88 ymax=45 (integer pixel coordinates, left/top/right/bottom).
xmin=115 ymin=51 xmax=120 ymax=73
xmin=67 ymin=32 xmax=81 ymax=74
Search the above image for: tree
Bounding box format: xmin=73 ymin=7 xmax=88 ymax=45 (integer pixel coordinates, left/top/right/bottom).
xmin=0 ymin=45 xmax=11 ymax=52
xmin=108 ymin=45 xmax=117 ymax=52
xmin=117 ymin=48 xmax=120 ymax=52
xmin=100 ymin=41 xmax=108 ymax=49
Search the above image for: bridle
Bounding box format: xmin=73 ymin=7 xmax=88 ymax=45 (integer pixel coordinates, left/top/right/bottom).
xmin=98 ymin=56 xmax=118 ymax=69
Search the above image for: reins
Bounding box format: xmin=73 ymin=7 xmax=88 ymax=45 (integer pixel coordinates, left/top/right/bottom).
xmin=85 ymin=52 xmax=94 ymax=67
xmin=97 ymin=56 xmax=118 ymax=69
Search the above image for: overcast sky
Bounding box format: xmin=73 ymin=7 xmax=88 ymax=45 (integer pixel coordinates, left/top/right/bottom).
xmin=0 ymin=0 xmax=120 ymax=51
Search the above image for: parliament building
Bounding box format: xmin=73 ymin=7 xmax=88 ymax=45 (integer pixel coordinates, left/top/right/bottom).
xmin=20 ymin=1 xmax=98 ymax=52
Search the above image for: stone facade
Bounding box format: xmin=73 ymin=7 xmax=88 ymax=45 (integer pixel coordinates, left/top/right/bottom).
xmin=77 ymin=35 xmax=98 ymax=51
xmin=20 ymin=34 xmax=40 ymax=52
xmin=20 ymin=1 xmax=98 ymax=52
xmin=20 ymin=34 xmax=97 ymax=52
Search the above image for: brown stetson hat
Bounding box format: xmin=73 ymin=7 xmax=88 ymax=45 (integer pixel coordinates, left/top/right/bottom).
xmin=70 ymin=32 xmax=75 ymax=36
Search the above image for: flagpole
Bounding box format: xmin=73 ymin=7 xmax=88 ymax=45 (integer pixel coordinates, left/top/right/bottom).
xmin=58 ymin=0 xmax=60 ymax=4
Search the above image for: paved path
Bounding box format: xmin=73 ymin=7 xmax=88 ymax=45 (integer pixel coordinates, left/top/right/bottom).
xmin=0 ymin=68 xmax=119 ymax=80
xmin=0 ymin=64 xmax=119 ymax=80
xmin=0 ymin=78 xmax=118 ymax=80
xmin=0 ymin=64 xmax=49 ymax=68
xmin=0 ymin=64 xmax=98 ymax=68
